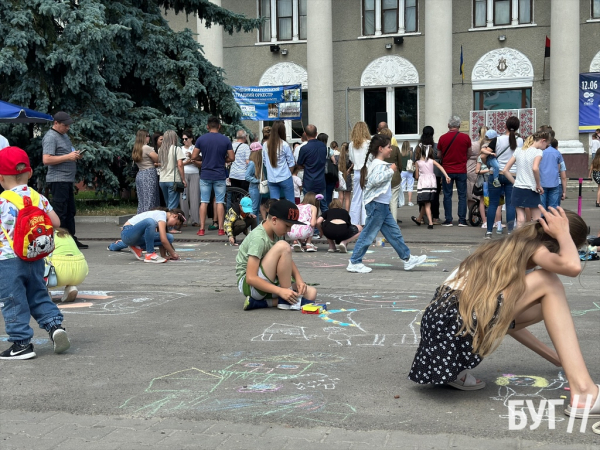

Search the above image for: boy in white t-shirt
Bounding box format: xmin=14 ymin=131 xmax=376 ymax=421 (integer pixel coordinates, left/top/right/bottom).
xmin=0 ymin=147 xmax=70 ymax=360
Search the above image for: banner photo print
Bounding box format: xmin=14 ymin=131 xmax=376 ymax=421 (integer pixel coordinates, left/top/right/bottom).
xmin=233 ymin=84 xmax=302 ymax=121
xmin=579 ymin=73 xmax=600 ymax=132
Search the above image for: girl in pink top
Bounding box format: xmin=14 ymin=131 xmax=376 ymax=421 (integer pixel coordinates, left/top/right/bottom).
xmin=412 ymin=144 xmax=450 ymax=229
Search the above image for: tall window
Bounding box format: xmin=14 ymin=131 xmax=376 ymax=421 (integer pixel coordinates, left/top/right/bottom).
xmin=277 ymin=0 xmax=293 ymax=40
xmin=472 ymin=0 xmax=533 ymax=28
xmin=362 ymin=0 xmax=419 ymax=36
xmin=259 ymin=0 xmax=307 ymax=42
xmin=593 ymin=0 xmax=600 ymax=19
xmin=473 ymin=88 xmax=532 ymax=110
xmin=494 ymin=0 xmax=511 ymax=25
xmin=364 ymin=0 xmax=376 ymax=35
xmin=405 ymin=0 xmax=417 ymax=32
xmin=382 ymin=0 xmax=398 ymax=34
xmin=260 ymin=0 xmax=271 ymax=41
xmin=363 ymin=87 xmax=418 ymax=136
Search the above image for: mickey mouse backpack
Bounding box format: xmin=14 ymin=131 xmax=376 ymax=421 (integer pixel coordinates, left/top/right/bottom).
xmin=0 ymin=189 xmax=55 ymax=261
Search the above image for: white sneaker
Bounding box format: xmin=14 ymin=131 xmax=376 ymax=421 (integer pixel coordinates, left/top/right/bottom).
xmin=481 ymin=222 xmax=487 ymax=229
xmin=347 ymin=262 xmax=372 ymax=273
xmin=61 ymin=285 xmax=78 ymax=302
xmin=408 ymin=202 xmax=415 ymax=206
xmin=144 ymin=252 xmax=167 ymax=263
xmin=404 ymin=254 xmax=427 ymax=271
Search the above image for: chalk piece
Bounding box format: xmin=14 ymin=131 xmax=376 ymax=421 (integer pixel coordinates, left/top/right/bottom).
xmin=394 ymin=395 xmax=400 ymax=399
xmin=560 ymin=395 xmax=567 ymax=399
xmin=564 ymin=387 xmax=571 ymax=391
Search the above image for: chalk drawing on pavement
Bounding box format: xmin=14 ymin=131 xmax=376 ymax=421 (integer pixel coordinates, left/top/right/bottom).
xmin=48 ymin=290 xmax=188 ymax=315
xmin=491 ymin=372 xmax=568 ymax=423
xmin=119 ymin=353 xmax=355 ymax=424
xmin=571 ymin=302 xmax=600 ymax=316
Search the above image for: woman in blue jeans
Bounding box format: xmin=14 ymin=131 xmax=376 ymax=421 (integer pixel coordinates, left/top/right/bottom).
xmin=262 ymin=121 xmax=295 ymax=203
xmin=485 ymin=116 xmax=522 ymax=238
xmin=346 ymin=135 xmax=428 ymax=274
xmin=158 ymin=130 xmax=187 ymax=209
xmin=120 ymin=208 xmax=184 ymax=263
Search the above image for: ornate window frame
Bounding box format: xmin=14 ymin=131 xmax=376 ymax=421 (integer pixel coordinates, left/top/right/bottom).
xmin=360 ymin=55 xmax=420 ymax=138
xmin=471 ymin=48 xmax=534 ymax=90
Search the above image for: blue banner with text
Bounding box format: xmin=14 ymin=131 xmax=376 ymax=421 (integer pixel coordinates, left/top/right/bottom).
xmin=233 ymin=85 xmax=302 ymax=121
xmin=579 ymin=73 xmax=600 ymax=132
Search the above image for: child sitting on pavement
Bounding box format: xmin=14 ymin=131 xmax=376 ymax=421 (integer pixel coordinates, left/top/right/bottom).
xmin=287 ymin=191 xmax=320 ymax=252
xmin=236 ymin=199 xmax=318 ymax=311
xmin=317 ymin=198 xmax=361 ymax=253
xmin=224 ymin=197 xmax=258 ymax=246
xmin=0 ymin=146 xmax=70 ymax=359
xmin=48 ymin=227 xmax=89 ymax=302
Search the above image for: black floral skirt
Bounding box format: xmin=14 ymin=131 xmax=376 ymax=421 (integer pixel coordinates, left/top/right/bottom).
xmin=408 ymin=287 xmax=483 ymax=385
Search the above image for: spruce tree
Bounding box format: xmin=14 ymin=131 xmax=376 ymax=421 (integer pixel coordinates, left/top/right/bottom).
xmin=0 ymin=0 xmax=260 ymax=194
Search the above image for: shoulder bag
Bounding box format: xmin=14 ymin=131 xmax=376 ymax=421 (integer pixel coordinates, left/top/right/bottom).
xmin=171 ymin=146 xmax=185 ymax=193
xmin=324 ymin=147 xmax=339 ymax=182
xmin=259 ymin=164 xmax=270 ymax=195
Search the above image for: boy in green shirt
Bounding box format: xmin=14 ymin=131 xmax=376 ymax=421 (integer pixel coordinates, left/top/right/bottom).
xmin=236 ymin=199 xmax=318 ymax=311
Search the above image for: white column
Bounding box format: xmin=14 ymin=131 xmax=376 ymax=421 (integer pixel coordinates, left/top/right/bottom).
xmin=398 ymin=1 xmax=405 ymax=34
xmin=292 ymin=0 xmax=299 ymax=40
xmin=550 ymin=0 xmax=584 ymax=153
xmin=270 ymin=0 xmax=278 ymax=42
xmin=375 ymin=0 xmax=382 ymax=35
xmin=307 ymin=0 xmax=334 ymax=136
xmin=486 ymin=0 xmax=493 ymax=27
xmin=511 ymin=0 xmax=519 ymax=25
xmin=425 ymin=0 xmax=453 ymax=136
xmin=196 ymin=0 xmax=223 ymax=68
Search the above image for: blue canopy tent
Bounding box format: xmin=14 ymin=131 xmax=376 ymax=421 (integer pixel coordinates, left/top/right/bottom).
xmin=0 ymin=100 xmax=53 ymax=123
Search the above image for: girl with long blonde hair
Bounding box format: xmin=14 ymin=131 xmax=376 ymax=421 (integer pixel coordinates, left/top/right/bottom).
xmin=348 ymin=122 xmax=372 ymax=225
xmin=131 ymin=130 xmax=159 ymax=213
xmin=158 ymin=130 xmax=187 ymax=209
xmin=409 ymin=207 xmax=599 ymax=422
xmin=262 ymin=121 xmax=295 ymax=203
xmin=336 ymin=142 xmax=353 ymax=211
xmin=502 ymin=131 xmax=548 ymax=228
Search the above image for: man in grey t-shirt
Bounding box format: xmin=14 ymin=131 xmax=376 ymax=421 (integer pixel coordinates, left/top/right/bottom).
xmin=42 ymin=111 xmax=88 ymax=249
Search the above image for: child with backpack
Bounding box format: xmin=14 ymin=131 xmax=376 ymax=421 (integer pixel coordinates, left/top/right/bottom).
xmin=236 ymin=199 xmax=318 ymax=311
xmin=224 ymin=197 xmax=258 ymax=246
xmin=0 ymin=146 xmax=70 ymax=359
xmin=48 ymin=227 xmax=89 ymax=302
xmin=287 ymin=192 xmax=320 ymax=252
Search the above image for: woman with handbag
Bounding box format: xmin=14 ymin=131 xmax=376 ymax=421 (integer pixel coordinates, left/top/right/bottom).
xmin=262 ymin=121 xmax=295 ymax=203
xmin=348 ymin=122 xmax=371 ymax=226
xmin=158 ymin=130 xmax=187 ymax=210
xmin=132 ymin=130 xmax=160 ymax=213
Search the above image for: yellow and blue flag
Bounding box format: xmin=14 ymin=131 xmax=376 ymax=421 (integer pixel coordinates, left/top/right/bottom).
xmin=460 ymin=45 xmax=464 ymax=81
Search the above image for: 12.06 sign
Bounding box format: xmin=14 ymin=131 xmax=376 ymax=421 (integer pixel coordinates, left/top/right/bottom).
xmin=579 ymin=73 xmax=600 ymax=132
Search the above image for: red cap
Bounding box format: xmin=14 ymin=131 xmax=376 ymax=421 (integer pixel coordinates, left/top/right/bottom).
xmin=0 ymin=146 xmax=32 ymax=175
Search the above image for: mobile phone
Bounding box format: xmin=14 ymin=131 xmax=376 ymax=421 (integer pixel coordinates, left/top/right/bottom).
xmin=79 ymin=149 xmax=87 ymax=154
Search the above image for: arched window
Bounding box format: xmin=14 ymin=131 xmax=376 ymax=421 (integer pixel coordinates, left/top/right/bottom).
xmin=360 ymin=55 xmax=419 ymax=136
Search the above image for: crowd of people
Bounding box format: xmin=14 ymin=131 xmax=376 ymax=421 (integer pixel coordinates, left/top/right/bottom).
xmin=1 ymin=112 xmax=599 ymax=426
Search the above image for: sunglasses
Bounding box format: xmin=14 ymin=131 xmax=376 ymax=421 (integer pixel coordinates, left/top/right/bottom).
xmin=183 ymin=137 xmax=191 ymax=141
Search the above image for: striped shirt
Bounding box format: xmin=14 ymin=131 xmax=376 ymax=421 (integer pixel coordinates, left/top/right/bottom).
xmin=42 ymin=128 xmax=76 ymax=183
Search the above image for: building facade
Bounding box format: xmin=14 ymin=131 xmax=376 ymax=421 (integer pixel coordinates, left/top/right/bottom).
xmin=166 ymin=0 xmax=600 ymax=175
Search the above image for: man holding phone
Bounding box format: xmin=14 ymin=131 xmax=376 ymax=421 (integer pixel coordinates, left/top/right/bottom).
xmin=42 ymin=111 xmax=88 ymax=249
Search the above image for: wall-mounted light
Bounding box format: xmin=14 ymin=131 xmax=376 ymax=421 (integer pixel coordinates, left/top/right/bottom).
xmin=270 ymin=45 xmax=280 ymax=53
xmin=281 ymin=48 xmax=288 ymax=55
xmin=385 ymin=43 xmax=392 ymax=50
xmin=498 ymin=35 xmax=506 ymax=42
xmin=394 ymin=36 xmax=404 ymax=45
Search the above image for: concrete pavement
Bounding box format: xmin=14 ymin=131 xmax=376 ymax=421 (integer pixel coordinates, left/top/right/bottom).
xmin=0 ymin=188 xmax=599 ymax=449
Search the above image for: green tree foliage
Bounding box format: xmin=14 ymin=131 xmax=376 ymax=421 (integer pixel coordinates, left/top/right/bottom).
xmin=0 ymin=0 xmax=260 ymax=194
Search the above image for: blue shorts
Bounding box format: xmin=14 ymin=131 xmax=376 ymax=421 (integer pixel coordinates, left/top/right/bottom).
xmin=200 ymin=179 xmax=226 ymax=204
